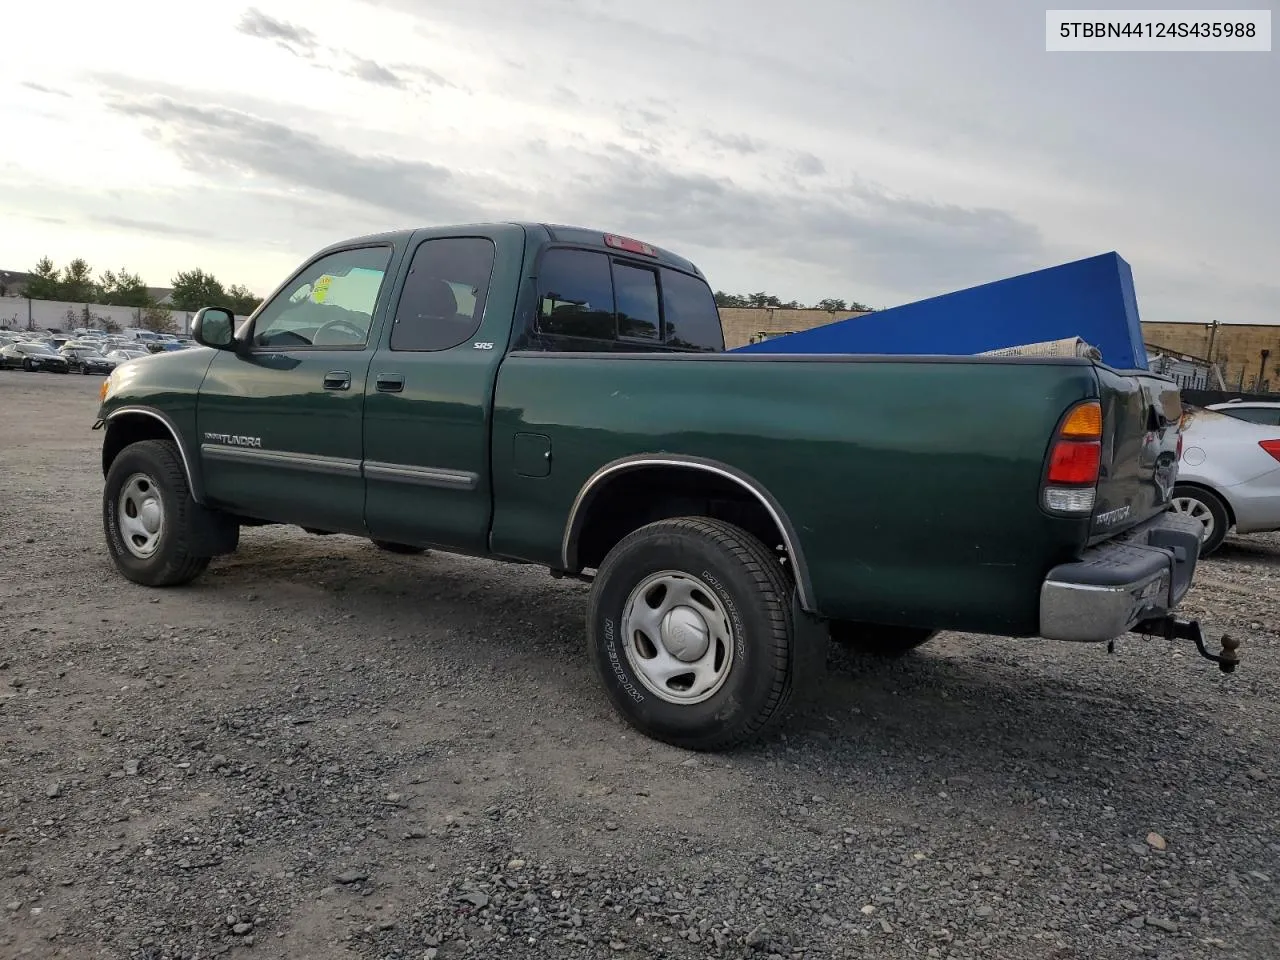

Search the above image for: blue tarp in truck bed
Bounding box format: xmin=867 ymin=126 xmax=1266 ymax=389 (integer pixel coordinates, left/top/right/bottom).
xmin=731 ymin=251 xmax=1149 ymax=370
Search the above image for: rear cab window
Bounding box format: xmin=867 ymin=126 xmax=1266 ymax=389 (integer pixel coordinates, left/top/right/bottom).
xmin=524 ymin=245 xmax=723 ymax=353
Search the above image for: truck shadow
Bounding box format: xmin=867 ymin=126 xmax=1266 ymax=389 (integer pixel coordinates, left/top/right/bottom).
xmin=197 ymin=535 xmax=1247 ymax=784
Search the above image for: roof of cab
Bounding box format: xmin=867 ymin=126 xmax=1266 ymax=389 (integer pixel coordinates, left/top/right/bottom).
xmin=315 ymin=222 xmax=705 ymax=279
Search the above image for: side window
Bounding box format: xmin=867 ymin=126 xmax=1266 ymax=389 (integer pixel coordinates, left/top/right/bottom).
xmin=251 ymin=245 xmax=392 ymax=349
xmin=661 ymin=268 xmax=723 ymax=352
xmin=390 ymin=237 xmax=496 ymax=352
xmin=613 ymin=262 xmax=660 ymax=341
xmin=536 ymin=249 xmax=616 ymax=341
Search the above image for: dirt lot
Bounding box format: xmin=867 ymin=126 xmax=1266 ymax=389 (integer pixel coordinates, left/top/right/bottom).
xmin=1 ymin=372 xmax=1278 ymax=960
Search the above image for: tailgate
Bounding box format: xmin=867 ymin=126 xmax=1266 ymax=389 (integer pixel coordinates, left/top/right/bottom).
xmin=1089 ymin=366 xmax=1182 ymax=541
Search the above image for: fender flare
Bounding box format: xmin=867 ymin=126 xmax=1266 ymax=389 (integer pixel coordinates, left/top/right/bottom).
xmin=101 ymin=406 xmax=205 ymax=504
xmin=561 ymin=453 xmax=815 ymax=611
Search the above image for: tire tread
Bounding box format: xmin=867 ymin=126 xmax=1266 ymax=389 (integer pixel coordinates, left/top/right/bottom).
xmin=594 ymin=516 xmax=804 ymax=751
xmin=105 ymin=439 xmax=211 ymax=587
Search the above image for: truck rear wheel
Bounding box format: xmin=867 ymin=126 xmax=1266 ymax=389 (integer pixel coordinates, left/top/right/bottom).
xmin=828 ymin=621 xmax=936 ymax=658
xmin=103 ymin=439 xmax=212 ymax=587
xmin=586 ymin=517 xmax=809 ymax=751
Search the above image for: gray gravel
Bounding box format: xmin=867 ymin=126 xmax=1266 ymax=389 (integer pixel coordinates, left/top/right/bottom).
xmin=2 ymin=373 xmax=1278 ymax=960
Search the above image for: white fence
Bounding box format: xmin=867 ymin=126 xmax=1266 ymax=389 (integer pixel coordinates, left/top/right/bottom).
xmin=0 ymin=296 xmax=249 ymax=335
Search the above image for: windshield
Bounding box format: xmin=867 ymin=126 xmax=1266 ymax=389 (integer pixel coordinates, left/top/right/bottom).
xmin=19 ymin=343 xmax=55 ymax=355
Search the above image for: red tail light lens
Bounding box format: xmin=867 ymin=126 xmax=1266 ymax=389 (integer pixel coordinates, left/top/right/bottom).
xmin=1047 ymin=440 xmax=1102 ymax=484
xmin=1261 ymin=440 xmax=1280 ymax=463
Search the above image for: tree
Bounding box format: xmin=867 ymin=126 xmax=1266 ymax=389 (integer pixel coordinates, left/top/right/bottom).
xmin=170 ymin=268 xmax=227 ymax=311
xmin=140 ymin=304 xmax=177 ymax=333
xmin=100 ymin=268 xmax=150 ymax=307
xmin=815 ymin=298 xmax=847 ymax=312
xmin=225 ymin=283 xmax=263 ymax=316
xmin=25 ymin=257 xmax=64 ymax=300
xmin=60 ymin=258 xmax=98 ymax=303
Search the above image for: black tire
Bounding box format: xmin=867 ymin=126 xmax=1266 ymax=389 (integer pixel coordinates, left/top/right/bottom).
xmin=1172 ymin=483 xmax=1230 ymax=556
xmin=371 ymin=540 xmax=427 ymax=555
xmin=828 ymin=621 xmax=937 ymax=658
xmin=587 ymin=516 xmax=811 ymax=751
xmin=81 ymin=365 xmax=91 ymax=375
xmin=103 ymin=439 xmax=212 ymax=586
xmin=23 ymin=358 xmax=33 ymax=371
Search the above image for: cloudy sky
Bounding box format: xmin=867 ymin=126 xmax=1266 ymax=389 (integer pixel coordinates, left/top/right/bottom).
xmin=1 ymin=0 xmax=1275 ymax=324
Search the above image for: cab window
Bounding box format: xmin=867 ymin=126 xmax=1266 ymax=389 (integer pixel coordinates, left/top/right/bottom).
xmin=529 ymin=248 xmax=722 ymax=352
xmin=390 ymin=237 xmax=496 ymax=352
xmin=251 ymin=245 xmax=393 ymax=349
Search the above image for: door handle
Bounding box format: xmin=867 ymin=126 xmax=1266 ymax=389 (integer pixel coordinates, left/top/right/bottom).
xmin=375 ymin=373 xmax=405 ymax=393
xmin=323 ymin=370 xmax=351 ymax=391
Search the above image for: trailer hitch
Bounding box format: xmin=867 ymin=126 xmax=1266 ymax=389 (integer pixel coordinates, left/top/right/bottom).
xmin=1130 ymin=616 xmax=1240 ymax=673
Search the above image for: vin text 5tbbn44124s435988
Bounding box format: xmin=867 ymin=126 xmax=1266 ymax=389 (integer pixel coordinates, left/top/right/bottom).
xmin=91 ymin=222 xmax=1239 ymax=750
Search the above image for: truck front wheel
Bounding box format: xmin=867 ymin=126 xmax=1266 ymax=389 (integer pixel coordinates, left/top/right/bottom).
xmin=586 ymin=517 xmax=808 ymax=751
xmin=103 ymin=439 xmax=213 ymax=587
xmin=828 ymin=621 xmax=936 ymax=658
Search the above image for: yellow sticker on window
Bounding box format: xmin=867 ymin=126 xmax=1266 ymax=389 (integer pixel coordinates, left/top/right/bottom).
xmin=312 ymin=275 xmax=333 ymax=303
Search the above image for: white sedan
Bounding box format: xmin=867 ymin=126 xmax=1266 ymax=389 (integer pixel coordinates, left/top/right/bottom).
xmin=1173 ymin=405 xmax=1280 ymax=555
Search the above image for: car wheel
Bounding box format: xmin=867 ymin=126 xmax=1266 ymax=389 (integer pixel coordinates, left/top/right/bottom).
xmin=587 ymin=517 xmax=816 ymax=751
xmin=828 ymin=621 xmax=937 ymax=658
xmin=371 ymin=540 xmax=427 ymax=555
xmin=80 ymin=365 xmax=91 ymax=375
xmin=23 ymin=358 xmax=34 ymax=371
xmin=1171 ymin=484 xmax=1230 ymax=556
xmin=103 ymin=439 xmax=212 ymax=586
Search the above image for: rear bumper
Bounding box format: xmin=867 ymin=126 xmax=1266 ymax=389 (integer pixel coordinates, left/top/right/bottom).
xmin=1039 ymin=510 xmax=1203 ymax=643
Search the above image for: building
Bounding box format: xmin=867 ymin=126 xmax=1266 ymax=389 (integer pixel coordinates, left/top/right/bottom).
xmin=719 ymin=310 xmax=1278 ymax=393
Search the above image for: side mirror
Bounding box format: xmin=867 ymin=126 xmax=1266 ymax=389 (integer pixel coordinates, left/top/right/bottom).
xmin=191 ymin=306 xmax=236 ymax=349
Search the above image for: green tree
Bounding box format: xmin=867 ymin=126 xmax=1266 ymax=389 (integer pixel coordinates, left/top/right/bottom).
xmin=714 ymin=291 xmax=747 ymax=308
xmin=815 ymin=298 xmax=847 ymax=312
xmin=24 ymin=257 xmax=64 ymax=300
xmin=139 ymin=303 xmax=177 ymax=333
xmin=170 ymin=268 xmax=227 ymax=311
xmin=225 ymin=283 xmax=262 ymax=316
xmin=60 ymin=258 xmax=99 ymax=303
xmin=100 ymin=268 xmax=150 ymax=307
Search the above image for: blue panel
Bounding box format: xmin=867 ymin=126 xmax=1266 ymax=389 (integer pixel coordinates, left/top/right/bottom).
xmin=733 ymin=252 xmax=1148 ymax=370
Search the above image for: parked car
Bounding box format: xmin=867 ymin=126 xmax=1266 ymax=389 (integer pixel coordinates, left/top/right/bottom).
xmin=1172 ymin=406 xmax=1280 ymax=554
xmin=1208 ymin=399 xmax=1280 ymax=426
xmin=92 ymin=222 xmax=1225 ymax=750
xmin=59 ymin=345 xmax=117 ymax=375
xmin=105 ymin=348 xmax=150 ymax=364
xmin=1 ymin=341 xmax=70 ymax=372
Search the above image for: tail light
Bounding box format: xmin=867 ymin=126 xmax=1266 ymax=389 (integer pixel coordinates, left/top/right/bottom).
xmin=1261 ymin=440 xmax=1280 ymax=463
xmin=1044 ymin=400 xmax=1102 ymax=514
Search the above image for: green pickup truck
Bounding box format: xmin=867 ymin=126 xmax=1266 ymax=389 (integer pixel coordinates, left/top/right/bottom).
xmin=93 ymin=222 xmax=1234 ymax=750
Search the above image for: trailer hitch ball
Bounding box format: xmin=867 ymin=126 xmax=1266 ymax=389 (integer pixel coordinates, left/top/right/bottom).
xmin=1218 ymin=633 xmax=1240 ymax=674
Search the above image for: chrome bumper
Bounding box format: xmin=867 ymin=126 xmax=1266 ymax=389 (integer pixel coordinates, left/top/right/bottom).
xmin=1039 ymin=510 xmax=1203 ymax=643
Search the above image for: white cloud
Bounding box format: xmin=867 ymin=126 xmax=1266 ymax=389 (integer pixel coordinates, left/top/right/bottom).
xmin=0 ymin=0 xmax=1274 ymax=325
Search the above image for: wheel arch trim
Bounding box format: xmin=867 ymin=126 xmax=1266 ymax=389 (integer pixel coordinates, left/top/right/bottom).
xmin=102 ymin=406 xmax=205 ymax=504
xmin=560 ymin=453 xmax=815 ymax=611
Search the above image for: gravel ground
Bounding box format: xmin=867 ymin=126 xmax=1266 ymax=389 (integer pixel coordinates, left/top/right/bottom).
xmin=2 ymin=372 xmax=1278 ymax=960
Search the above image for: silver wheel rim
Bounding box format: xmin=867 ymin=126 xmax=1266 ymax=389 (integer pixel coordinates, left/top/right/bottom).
xmin=620 ymin=570 xmax=735 ymax=705
xmin=1171 ymin=495 xmax=1215 ymax=542
xmin=117 ymin=472 xmax=165 ymax=559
